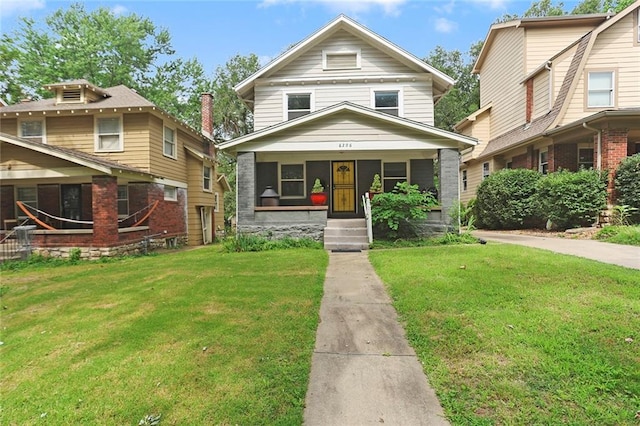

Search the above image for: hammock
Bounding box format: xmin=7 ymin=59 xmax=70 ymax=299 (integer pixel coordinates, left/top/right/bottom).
xmin=16 ymin=200 xmax=159 ymax=230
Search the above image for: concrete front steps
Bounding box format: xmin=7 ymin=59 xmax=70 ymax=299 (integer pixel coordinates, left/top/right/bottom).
xmin=323 ymin=218 xmax=370 ymax=251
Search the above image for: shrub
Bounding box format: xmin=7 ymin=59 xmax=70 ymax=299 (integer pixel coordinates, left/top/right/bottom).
xmin=222 ymin=233 xmax=322 ymax=252
xmin=474 ymin=169 xmax=543 ymax=229
xmin=614 ymin=154 xmax=640 ymax=223
xmin=536 ymin=168 xmax=607 ymax=229
xmin=371 ymin=181 xmax=437 ymax=239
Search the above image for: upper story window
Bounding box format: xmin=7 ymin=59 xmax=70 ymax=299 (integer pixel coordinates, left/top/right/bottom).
xmin=280 ymin=164 xmax=305 ymax=198
xmin=95 ymin=116 xmax=122 ymax=152
xmin=286 ymin=92 xmax=313 ymax=120
xmin=323 ymin=49 xmax=361 ymax=70
xmin=19 ymin=119 xmax=45 ymax=143
xmin=636 ymin=8 xmax=640 ymax=44
xmin=163 ymin=125 xmax=177 ymax=159
xmin=383 ymin=162 xmax=407 ymax=192
xmin=203 ymin=164 xmax=212 ymax=192
xmin=587 ymin=71 xmax=614 ymax=108
xmin=373 ymin=90 xmax=400 ymax=116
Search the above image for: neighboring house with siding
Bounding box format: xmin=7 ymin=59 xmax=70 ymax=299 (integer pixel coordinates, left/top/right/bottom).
xmin=219 ymin=15 xmax=477 ymax=240
xmin=0 ymin=80 xmax=227 ymax=256
xmin=458 ymin=2 xmax=640 ymax=205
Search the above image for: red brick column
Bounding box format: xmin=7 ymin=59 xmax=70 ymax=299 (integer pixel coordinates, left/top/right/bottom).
xmin=601 ymin=128 xmax=628 ymax=203
xmin=92 ymin=176 xmax=119 ymax=246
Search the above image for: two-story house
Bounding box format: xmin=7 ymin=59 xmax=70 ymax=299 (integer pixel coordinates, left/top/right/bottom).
xmin=458 ymin=1 xmax=640 ymax=205
xmin=219 ymin=15 xmax=477 ymax=242
xmin=0 ymin=80 xmax=228 ymax=257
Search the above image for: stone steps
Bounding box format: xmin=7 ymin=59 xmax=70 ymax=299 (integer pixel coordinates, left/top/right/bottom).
xmin=323 ymin=218 xmax=369 ymax=251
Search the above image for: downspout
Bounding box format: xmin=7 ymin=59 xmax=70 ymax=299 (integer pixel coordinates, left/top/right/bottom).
xmin=582 ymin=122 xmax=602 ymax=170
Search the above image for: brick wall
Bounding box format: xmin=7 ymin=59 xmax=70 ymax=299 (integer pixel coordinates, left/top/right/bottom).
xmin=92 ymin=175 xmax=119 ymax=246
xmin=553 ymin=144 xmax=577 ymax=171
xmin=146 ymin=183 xmax=187 ymax=239
xmin=511 ymin=153 xmax=528 ymax=169
xmin=601 ymin=128 xmax=629 ymax=202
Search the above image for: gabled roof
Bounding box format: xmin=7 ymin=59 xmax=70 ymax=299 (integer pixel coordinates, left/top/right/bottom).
xmin=0 ymin=132 xmax=157 ymax=179
xmin=218 ymin=101 xmax=476 ymax=152
xmin=235 ymin=15 xmax=455 ymax=102
xmin=44 ymin=79 xmax=110 ymax=98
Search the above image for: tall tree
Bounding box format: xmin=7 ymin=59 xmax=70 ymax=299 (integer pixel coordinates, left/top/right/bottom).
xmin=425 ymin=41 xmax=482 ymax=132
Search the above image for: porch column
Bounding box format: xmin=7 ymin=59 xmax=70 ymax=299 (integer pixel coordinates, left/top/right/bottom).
xmin=600 ymin=128 xmax=629 ymax=203
xmin=237 ymin=152 xmax=256 ymax=225
xmin=438 ymin=148 xmax=459 ymax=227
xmin=92 ymin=175 xmax=118 ymax=247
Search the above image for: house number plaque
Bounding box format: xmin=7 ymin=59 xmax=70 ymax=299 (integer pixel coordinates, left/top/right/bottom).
xmin=338 ymin=143 xmax=352 ymax=148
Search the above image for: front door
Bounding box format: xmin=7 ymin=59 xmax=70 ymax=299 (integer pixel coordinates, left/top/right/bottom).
xmin=332 ymin=161 xmax=355 ymax=213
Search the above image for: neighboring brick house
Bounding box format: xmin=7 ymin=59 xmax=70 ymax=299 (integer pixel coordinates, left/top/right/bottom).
xmin=219 ymin=15 xmax=477 ymax=240
xmin=0 ymin=80 xmax=228 ymax=256
xmin=457 ymin=1 xmax=640 ymax=205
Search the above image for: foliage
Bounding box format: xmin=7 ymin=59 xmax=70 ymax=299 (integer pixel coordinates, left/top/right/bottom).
xmin=221 ymin=233 xmax=323 ymax=252
xmin=369 ymin=173 xmax=382 ymax=193
xmin=370 ymin=232 xmax=478 ymax=249
xmin=370 ymin=245 xmax=640 ymax=425
xmin=311 ymin=178 xmax=324 ymax=193
xmin=536 ymin=168 xmax=607 ymax=229
xmin=474 ymin=169 xmax=543 ymax=229
xmin=595 ymin=225 xmax=640 ymax=246
xmin=449 ymin=199 xmax=476 ymax=231
xmin=424 ymin=42 xmax=482 ymax=131
xmin=371 ymin=182 xmax=437 ymax=239
xmin=494 ymin=0 xmax=633 ymax=23
xmin=611 ymin=205 xmax=639 ymax=226
xmin=614 ymin=153 xmax=640 ymax=223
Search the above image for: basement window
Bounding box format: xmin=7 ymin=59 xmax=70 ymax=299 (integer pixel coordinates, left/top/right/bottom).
xmin=164 ymin=186 xmax=177 ymax=201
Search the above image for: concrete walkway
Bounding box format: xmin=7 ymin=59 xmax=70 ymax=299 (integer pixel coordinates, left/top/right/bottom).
xmin=473 ymin=230 xmax=640 ymax=270
xmin=303 ymin=251 xmax=449 ymax=426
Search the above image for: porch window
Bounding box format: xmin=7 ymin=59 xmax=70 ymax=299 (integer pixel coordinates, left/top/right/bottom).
xmin=374 ymin=90 xmax=400 ymax=116
xmin=482 ymin=162 xmax=490 ymax=180
xmin=96 ymin=116 xmax=122 ymax=152
xmin=539 ymin=150 xmax=549 ymax=174
xmin=203 ymin=165 xmax=212 ymax=192
xmin=280 ymin=164 xmax=305 ymax=197
xmin=383 ymin=162 xmax=407 ymax=192
xmin=578 ymin=146 xmax=594 ymax=169
xmin=16 ymin=186 xmax=37 ymax=219
xmin=587 ymin=71 xmax=614 ymax=108
xmin=462 ymin=170 xmax=468 ymax=191
xmin=164 ymin=126 xmax=177 ymax=159
xmin=19 ymin=119 xmax=45 ymax=143
xmin=164 ymin=185 xmax=177 ymax=201
xmin=286 ymin=93 xmax=312 ymax=120
xmin=117 ymin=185 xmax=128 ymax=217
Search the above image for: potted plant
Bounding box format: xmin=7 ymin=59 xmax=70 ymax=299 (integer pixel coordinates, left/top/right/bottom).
xmin=369 ymin=173 xmax=382 ymax=199
xmin=309 ymin=178 xmax=328 ymax=206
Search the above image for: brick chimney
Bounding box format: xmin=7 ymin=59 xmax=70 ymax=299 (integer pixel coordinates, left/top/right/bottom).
xmin=201 ymin=92 xmax=214 ymax=139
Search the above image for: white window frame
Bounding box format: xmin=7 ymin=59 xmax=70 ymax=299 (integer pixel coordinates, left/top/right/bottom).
xmin=539 ymin=150 xmax=549 ymax=175
xmin=587 ymin=71 xmax=615 ymax=108
xmin=322 ymin=49 xmax=361 ymax=70
xmin=117 ymin=185 xmax=129 ymax=218
xmin=577 ymin=144 xmax=594 ymax=170
xmin=95 ymin=115 xmax=123 ymax=152
xmin=283 ymin=90 xmax=314 ymax=121
xmin=382 ymin=162 xmax=408 ymax=192
xmin=482 ymin=162 xmax=490 ymax=180
xmin=462 ymin=170 xmax=468 ymax=192
xmin=371 ymin=88 xmax=403 ymax=117
xmin=214 ymin=192 xmax=220 ymax=213
xmin=203 ymin=164 xmax=212 ymax=192
xmin=279 ymin=163 xmax=305 ymax=199
xmin=164 ymin=185 xmax=177 ymax=201
xmin=163 ymin=125 xmax=177 ymax=159
xmin=635 ymin=9 xmax=640 ymax=45
xmin=15 ymin=186 xmax=38 ymax=219
xmin=18 ymin=118 xmax=46 ymax=144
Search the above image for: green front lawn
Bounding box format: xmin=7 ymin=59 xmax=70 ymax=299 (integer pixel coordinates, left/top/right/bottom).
xmin=370 ymin=244 xmax=640 ymax=425
xmin=1 ymin=248 xmax=327 ymax=425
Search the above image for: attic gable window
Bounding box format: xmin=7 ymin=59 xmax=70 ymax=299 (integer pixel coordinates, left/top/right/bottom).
xmin=323 ymin=50 xmax=361 ymax=70
xmin=62 ymin=88 xmax=81 ymax=102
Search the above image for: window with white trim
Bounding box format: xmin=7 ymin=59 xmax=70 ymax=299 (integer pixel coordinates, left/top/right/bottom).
xmin=95 ymin=116 xmax=122 ymax=152
xmin=163 ymin=126 xmax=177 ymax=159
xmin=636 ymin=9 xmax=640 ymax=44
xmin=280 ymin=164 xmax=305 ymax=197
xmin=462 ymin=170 xmax=468 ymax=191
xmin=587 ymin=71 xmax=614 ymax=108
xmin=374 ymin=90 xmax=400 ymax=116
xmin=203 ymin=164 xmax=212 ymax=192
xmin=117 ymin=185 xmax=128 ymax=217
xmin=16 ymin=186 xmax=37 ymax=219
xmin=19 ymin=119 xmax=45 ymax=143
xmin=482 ymin=162 xmax=490 ymax=180
xmin=214 ymin=192 xmax=220 ymax=213
xmin=383 ymin=162 xmax=407 ymax=192
xmin=286 ymin=92 xmax=312 ymax=120
xmin=578 ymin=146 xmax=594 ymax=169
xmin=164 ymin=186 xmax=177 ymax=201
xmin=323 ymin=49 xmax=360 ymax=70
xmin=539 ymin=150 xmax=549 ymax=174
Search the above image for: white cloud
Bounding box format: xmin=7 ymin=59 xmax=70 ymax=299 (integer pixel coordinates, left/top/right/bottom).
xmin=434 ymin=17 xmax=457 ymax=33
xmin=0 ymin=0 xmax=45 ymax=17
xmin=468 ymin=0 xmax=509 ymax=10
xmin=260 ymin=0 xmax=407 ymax=17
xmin=111 ymin=5 xmax=128 ymax=16
xmin=434 ymin=0 xmax=456 ymax=15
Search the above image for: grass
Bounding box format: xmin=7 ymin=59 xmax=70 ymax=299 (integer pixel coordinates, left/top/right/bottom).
xmin=369 ymin=244 xmax=640 ymax=425
xmin=1 ymin=247 xmax=327 ymax=425
xmin=595 ymin=225 xmax=640 ymax=246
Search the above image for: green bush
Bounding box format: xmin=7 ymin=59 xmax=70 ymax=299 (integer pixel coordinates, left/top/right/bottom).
xmin=371 ymin=181 xmax=437 ymax=239
xmin=222 ymin=233 xmax=322 ymax=252
xmin=536 ymin=168 xmax=607 ymax=229
xmin=614 ymin=154 xmax=640 ymax=223
xmin=474 ymin=169 xmax=543 ymax=229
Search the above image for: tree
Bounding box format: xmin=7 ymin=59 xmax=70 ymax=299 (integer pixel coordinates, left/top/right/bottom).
xmin=425 ymin=41 xmax=482 ymax=131
xmin=523 ymin=0 xmax=567 ymax=17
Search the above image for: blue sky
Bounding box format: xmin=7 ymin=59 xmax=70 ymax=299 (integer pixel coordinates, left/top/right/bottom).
xmin=1 ymin=0 xmax=584 ymax=76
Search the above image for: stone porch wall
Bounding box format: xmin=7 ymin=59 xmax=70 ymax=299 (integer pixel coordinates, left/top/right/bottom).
xmin=237 ymin=206 xmax=328 ymax=240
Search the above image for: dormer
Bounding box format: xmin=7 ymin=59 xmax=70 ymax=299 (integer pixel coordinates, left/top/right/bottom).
xmin=44 ymin=79 xmax=109 ymax=105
